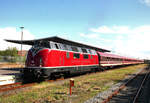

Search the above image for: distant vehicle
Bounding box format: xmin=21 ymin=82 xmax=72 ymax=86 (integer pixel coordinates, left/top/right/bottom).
xmin=5 ymin=36 xmax=144 ymax=79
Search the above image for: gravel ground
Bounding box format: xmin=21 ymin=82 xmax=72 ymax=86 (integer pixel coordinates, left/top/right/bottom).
xmin=137 ymin=69 xmax=150 ymax=103
xmin=84 ymin=67 xmax=144 ymax=103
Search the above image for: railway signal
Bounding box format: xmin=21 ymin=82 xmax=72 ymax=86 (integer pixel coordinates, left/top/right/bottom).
xmin=70 ymin=78 xmax=74 ymax=95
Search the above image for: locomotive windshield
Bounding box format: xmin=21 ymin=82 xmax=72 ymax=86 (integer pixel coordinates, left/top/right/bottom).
xmin=33 ymin=40 xmax=50 ymax=48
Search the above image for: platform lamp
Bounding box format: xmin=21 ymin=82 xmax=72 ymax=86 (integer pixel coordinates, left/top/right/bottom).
xmin=20 ymin=27 xmax=24 ymax=66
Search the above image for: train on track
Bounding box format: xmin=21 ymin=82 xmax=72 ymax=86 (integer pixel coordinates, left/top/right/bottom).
xmin=5 ymin=36 xmax=144 ymax=79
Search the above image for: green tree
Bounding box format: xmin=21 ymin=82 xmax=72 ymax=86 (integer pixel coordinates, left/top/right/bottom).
xmin=3 ymin=47 xmax=18 ymax=56
xmin=0 ymin=47 xmax=19 ymax=62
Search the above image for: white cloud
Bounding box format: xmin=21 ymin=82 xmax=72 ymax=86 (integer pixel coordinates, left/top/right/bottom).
xmin=90 ymin=25 xmax=131 ymax=34
xmin=0 ymin=27 xmax=35 ymax=50
xmin=79 ymin=33 xmax=99 ymax=38
xmin=140 ymin=0 xmax=150 ymax=6
xmin=79 ymin=25 xmax=150 ymax=59
xmin=90 ymin=26 xmax=115 ymax=34
xmin=111 ymin=26 xmax=150 ymax=59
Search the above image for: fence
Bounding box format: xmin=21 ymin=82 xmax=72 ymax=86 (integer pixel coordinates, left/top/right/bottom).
xmin=0 ymin=56 xmax=25 ymax=63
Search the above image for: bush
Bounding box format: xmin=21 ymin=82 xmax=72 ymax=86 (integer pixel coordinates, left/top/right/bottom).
xmin=0 ymin=47 xmax=25 ymax=63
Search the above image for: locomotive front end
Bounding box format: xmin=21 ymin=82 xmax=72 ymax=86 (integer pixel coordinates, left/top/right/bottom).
xmin=24 ymin=40 xmax=51 ymax=79
xmin=26 ymin=40 xmax=50 ymax=67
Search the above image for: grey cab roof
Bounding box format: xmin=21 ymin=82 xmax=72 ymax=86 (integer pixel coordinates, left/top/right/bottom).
xmin=5 ymin=36 xmax=110 ymax=52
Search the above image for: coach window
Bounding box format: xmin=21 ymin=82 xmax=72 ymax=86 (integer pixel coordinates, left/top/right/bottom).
xmin=101 ymin=56 xmax=103 ymax=61
xmin=104 ymin=57 xmax=107 ymax=61
xmin=107 ymin=57 xmax=109 ymax=61
xmin=109 ymin=57 xmax=111 ymax=61
xmin=102 ymin=57 xmax=104 ymax=61
xmin=101 ymin=56 xmax=104 ymax=61
xmin=83 ymin=54 xmax=89 ymax=59
xmin=73 ymin=53 xmax=80 ymax=59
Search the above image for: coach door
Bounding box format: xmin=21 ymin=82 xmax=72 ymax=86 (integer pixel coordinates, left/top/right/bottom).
xmin=98 ymin=53 xmax=101 ymax=66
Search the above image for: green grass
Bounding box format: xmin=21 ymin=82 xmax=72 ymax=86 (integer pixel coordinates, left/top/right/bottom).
xmin=0 ymin=64 xmax=147 ymax=103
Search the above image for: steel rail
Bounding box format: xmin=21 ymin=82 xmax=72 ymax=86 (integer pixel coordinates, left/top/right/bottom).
xmin=0 ymin=77 xmax=64 ymax=93
xmin=102 ymin=67 xmax=146 ymax=103
xmin=132 ymin=69 xmax=150 ymax=103
xmin=0 ymin=82 xmax=36 ymax=92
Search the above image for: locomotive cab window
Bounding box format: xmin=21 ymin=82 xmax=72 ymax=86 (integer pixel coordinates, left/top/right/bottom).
xmin=34 ymin=41 xmax=50 ymax=48
xmin=55 ymin=43 xmax=59 ymax=49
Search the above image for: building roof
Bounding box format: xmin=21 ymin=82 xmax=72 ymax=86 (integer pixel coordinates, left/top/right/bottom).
xmin=5 ymin=36 xmax=110 ymax=52
xmin=18 ymin=50 xmax=27 ymax=56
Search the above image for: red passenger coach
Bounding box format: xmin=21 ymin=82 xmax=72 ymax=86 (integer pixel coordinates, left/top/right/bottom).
xmin=98 ymin=52 xmax=143 ymax=67
xmin=5 ymin=36 xmax=144 ymax=79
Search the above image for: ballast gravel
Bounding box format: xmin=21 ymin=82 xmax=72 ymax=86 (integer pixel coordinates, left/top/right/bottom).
xmin=84 ymin=68 xmax=143 ymax=103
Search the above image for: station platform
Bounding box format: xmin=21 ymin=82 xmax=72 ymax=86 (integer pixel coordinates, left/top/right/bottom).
xmin=0 ymin=68 xmax=21 ymax=85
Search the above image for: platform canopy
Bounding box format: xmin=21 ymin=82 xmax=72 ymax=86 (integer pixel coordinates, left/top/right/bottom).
xmin=5 ymin=36 xmax=110 ymax=52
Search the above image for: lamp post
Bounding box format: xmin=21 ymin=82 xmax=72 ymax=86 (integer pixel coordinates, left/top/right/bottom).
xmin=20 ymin=27 xmax=24 ymax=64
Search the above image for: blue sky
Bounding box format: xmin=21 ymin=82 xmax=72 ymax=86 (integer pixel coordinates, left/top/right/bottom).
xmin=1 ymin=0 xmax=150 ymax=59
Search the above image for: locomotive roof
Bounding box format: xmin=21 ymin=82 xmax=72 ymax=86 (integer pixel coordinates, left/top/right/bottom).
xmin=5 ymin=36 xmax=110 ymax=52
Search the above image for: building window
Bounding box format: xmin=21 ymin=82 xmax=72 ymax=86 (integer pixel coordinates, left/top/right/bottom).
xmin=73 ymin=53 xmax=80 ymax=59
xmin=83 ymin=54 xmax=89 ymax=59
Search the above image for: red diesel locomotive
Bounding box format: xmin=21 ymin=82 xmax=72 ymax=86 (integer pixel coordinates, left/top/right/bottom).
xmin=5 ymin=36 xmax=144 ymax=79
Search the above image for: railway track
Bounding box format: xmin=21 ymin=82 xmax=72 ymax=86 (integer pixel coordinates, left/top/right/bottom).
xmin=0 ymin=77 xmax=65 ymax=96
xmin=102 ymin=66 xmax=150 ymax=103
xmin=0 ymin=64 xmax=146 ymax=98
xmin=0 ymin=82 xmax=36 ymax=94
